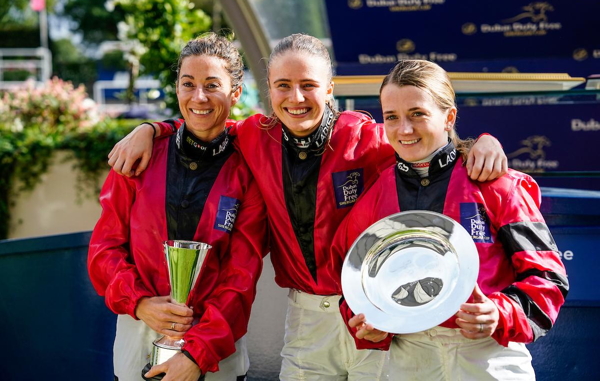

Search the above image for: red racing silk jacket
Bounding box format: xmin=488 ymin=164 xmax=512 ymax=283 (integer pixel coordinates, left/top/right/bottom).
xmin=334 ymin=153 xmax=568 ymax=350
xmin=156 ymin=112 xmax=395 ymax=295
xmin=88 ymin=133 xmax=268 ymax=373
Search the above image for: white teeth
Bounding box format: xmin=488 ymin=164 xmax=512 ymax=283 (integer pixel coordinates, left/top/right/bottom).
xmin=287 ymin=108 xmax=308 ymax=115
xmin=191 ymin=109 xmax=211 ymax=115
xmin=401 ymin=139 xmax=420 ymax=145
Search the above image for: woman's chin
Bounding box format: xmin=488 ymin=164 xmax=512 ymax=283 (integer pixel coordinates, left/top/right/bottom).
xmin=396 ymin=148 xmax=423 ymax=163
xmin=284 ymin=122 xmax=317 ymax=137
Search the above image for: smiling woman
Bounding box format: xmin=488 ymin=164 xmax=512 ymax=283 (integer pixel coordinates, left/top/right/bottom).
xmin=87 ymin=33 xmax=268 ymax=381
xmin=266 ymin=39 xmax=334 ymax=137
xmin=381 ymin=84 xmax=456 ymax=163
xmin=176 ymin=55 xmax=241 ymax=142
xmin=334 ymin=60 xmax=569 ymax=381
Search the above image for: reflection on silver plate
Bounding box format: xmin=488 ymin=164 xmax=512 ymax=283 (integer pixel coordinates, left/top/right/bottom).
xmin=341 ymin=210 xmax=479 ymax=334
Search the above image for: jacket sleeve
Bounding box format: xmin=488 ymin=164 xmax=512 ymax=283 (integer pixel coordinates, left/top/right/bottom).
xmin=182 ymin=178 xmax=268 ymax=373
xmin=483 ymin=173 xmax=569 ymax=346
xmin=332 ymin=184 xmax=394 ymax=351
xmin=156 ymin=118 xmax=184 ymax=137
xmin=88 ymin=170 xmax=154 ymax=317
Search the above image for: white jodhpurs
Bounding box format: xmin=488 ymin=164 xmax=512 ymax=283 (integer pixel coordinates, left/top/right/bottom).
xmin=113 ymin=314 xmax=249 ymax=381
xmin=389 ymin=326 xmax=535 ymax=381
xmin=279 ymin=289 xmax=389 ymax=381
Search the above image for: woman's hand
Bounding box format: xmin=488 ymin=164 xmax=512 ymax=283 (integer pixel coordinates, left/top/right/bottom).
xmin=135 ymin=296 xmax=194 ymax=340
xmin=108 ymin=123 xmax=156 ymax=177
xmin=144 ymin=352 xmax=202 ymax=381
xmin=467 ymin=134 xmax=508 ymax=181
xmin=348 ymin=313 xmax=389 ymax=343
xmin=455 ymin=284 xmax=500 ymax=340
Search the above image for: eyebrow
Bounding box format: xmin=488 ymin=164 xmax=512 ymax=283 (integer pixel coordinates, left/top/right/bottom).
xmin=273 ymin=78 xmax=318 ymax=84
xmin=383 ymin=106 xmax=421 ymax=115
xmin=180 ymin=74 xmax=222 ymax=81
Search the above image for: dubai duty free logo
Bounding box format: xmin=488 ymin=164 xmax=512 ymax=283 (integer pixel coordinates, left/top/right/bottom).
xmin=349 ymin=0 xmax=447 ymax=12
xmin=507 ymin=135 xmax=559 ymax=172
xmin=462 ymin=2 xmax=562 ymax=37
xmin=214 ymin=196 xmax=241 ymax=233
xmin=460 ymin=203 xmax=493 ymax=244
xmin=332 ymin=169 xmax=364 ymax=208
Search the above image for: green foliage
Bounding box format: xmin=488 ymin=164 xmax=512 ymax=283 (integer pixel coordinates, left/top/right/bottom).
xmin=1 ymin=0 xmax=45 ymax=27
xmin=0 ymin=28 xmax=41 ymax=48
xmin=49 ymin=39 xmax=98 ymax=90
xmin=62 ymin=0 xmax=125 ymax=45
xmin=52 ymin=60 xmax=98 ymax=91
xmin=112 ymin=0 xmax=211 ymax=112
xmin=62 ymin=119 xmax=138 ymax=199
xmin=2 ymin=69 xmax=33 ymax=81
xmin=0 ymin=78 xmax=139 ymax=239
xmin=52 ymin=38 xmax=87 ymax=63
xmin=101 ymin=50 xmax=128 ymax=71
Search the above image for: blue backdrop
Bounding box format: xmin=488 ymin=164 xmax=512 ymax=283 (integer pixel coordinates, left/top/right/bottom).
xmin=325 ymin=0 xmax=600 ymax=78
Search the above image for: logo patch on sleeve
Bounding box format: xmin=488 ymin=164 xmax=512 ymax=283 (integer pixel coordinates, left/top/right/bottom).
xmin=214 ymin=196 xmax=241 ymax=233
xmin=460 ymin=203 xmax=493 ymax=243
xmin=332 ymin=169 xmax=364 ymax=208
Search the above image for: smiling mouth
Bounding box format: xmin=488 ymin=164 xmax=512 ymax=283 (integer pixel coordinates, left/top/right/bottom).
xmin=191 ymin=108 xmax=212 ymax=115
xmin=286 ymin=108 xmax=309 ymax=116
xmin=400 ymin=138 xmax=421 ymax=145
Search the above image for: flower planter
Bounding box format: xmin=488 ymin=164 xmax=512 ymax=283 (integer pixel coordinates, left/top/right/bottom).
xmin=8 ymin=150 xmax=107 ymax=239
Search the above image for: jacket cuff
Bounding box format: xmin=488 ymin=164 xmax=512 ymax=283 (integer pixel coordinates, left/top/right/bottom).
xmin=182 ymin=349 xmax=199 ymax=366
xmin=156 ymin=120 xmax=177 ymax=137
xmin=182 ymin=340 xmax=220 ymax=374
xmin=339 ymin=298 xmax=393 ymax=351
xmin=105 ymin=282 xmax=153 ymax=319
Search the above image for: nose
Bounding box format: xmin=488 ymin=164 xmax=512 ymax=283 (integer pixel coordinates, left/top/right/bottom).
xmin=192 ymin=88 xmax=208 ymax=102
xmin=289 ymin=86 xmax=305 ymax=103
xmin=397 ymin=118 xmax=413 ymax=134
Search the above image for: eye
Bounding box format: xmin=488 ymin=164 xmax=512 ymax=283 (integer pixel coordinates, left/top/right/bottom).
xmin=411 ymin=111 xmax=425 ymax=117
xmin=181 ymin=81 xmax=194 ymax=88
xmin=384 ymin=115 xmax=398 ymax=121
xmin=276 ymin=83 xmax=290 ymax=89
xmin=303 ymin=83 xmax=316 ymax=89
xmin=206 ymin=82 xmax=221 ymax=90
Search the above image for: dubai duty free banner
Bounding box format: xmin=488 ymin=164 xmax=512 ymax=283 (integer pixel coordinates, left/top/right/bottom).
xmin=325 ymin=0 xmax=600 ymax=77
xmin=455 ymin=95 xmax=599 ymax=189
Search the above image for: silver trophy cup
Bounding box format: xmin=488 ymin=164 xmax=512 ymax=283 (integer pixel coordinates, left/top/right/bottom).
xmin=142 ymin=240 xmax=211 ymax=380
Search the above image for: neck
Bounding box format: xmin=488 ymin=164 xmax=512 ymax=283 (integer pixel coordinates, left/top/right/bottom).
xmin=281 ymin=106 xmax=335 ymax=151
xmin=408 ymin=143 xmax=449 ymax=178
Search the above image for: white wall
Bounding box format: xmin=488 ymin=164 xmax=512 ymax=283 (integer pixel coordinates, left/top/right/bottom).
xmin=8 ymin=151 xmax=104 ymax=239
xmin=247 ymin=256 xmax=288 ymax=380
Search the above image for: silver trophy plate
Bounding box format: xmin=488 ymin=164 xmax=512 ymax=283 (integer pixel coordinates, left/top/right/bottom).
xmin=341 ymin=210 xmax=479 ymax=334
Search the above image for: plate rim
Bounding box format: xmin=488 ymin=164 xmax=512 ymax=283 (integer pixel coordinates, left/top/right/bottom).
xmin=341 ymin=210 xmax=480 ymax=334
